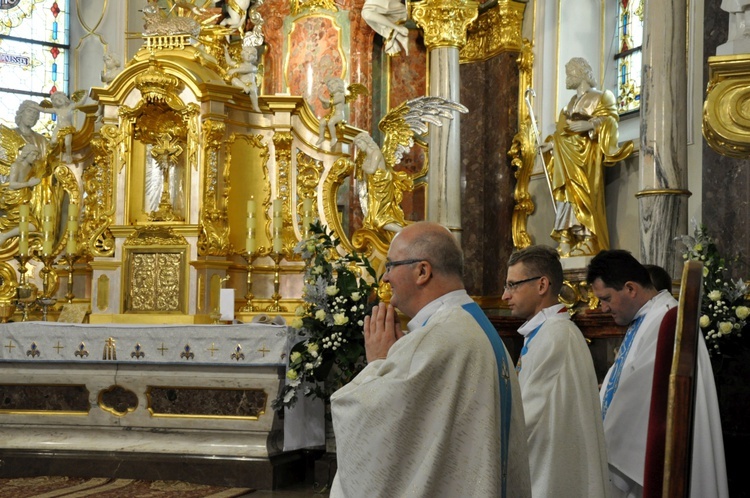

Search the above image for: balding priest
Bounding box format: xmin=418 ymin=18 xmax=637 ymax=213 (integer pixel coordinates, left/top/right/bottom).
xmin=330 ymin=222 xmax=531 ymax=497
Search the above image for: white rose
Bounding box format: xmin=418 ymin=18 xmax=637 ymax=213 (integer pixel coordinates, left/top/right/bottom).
xmin=736 ymin=306 xmax=749 ymax=320
xmin=307 ymin=342 xmax=319 ymax=354
xmin=351 ymin=292 xmax=361 ymax=301
xmin=304 ymin=362 xmax=314 ymax=371
xmin=289 ymin=317 xmax=304 ymax=329
xmin=694 ymin=243 xmax=703 ymax=252
xmin=708 ymin=290 xmax=722 ymax=302
xmin=326 ymin=285 xmax=339 ymax=296
xmin=333 ymin=313 xmax=349 ymax=325
xmin=719 ymin=321 xmax=733 ymax=335
xmin=699 ymin=315 xmax=711 ymax=328
xmin=290 ymin=351 xmax=302 ymax=363
xmin=286 ymin=369 xmax=299 ymax=381
xmin=315 ymin=309 xmax=327 ymax=321
xmin=295 ymin=305 xmax=306 ymax=317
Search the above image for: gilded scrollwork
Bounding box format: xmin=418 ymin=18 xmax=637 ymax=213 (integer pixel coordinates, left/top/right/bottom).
xmin=198 ymin=120 xmax=230 ymax=256
xmin=508 ymin=40 xmax=534 ymax=250
xmin=0 ymin=261 xmax=18 ymax=302
xmin=273 ymin=132 xmax=296 ymax=255
xmin=83 ymin=124 xmax=119 ymax=257
xmin=322 ymin=156 xmax=356 ymax=254
xmin=410 ymin=0 xmax=479 ymax=49
xmin=296 ymin=150 xmax=323 ymax=230
xmin=290 ymin=0 xmax=338 ymax=16
xmin=703 ymin=55 xmax=750 ymax=158
xmin=460 ymin=0 xmax=525 ymax=63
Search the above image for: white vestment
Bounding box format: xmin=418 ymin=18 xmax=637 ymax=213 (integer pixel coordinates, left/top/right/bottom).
xmin=517 ymin=304 xmax=610 ymax=498
xmin=330 ymin=290 xmax=531 ymax=498
xmin=601 ymin=291 xmax=728 ymax=498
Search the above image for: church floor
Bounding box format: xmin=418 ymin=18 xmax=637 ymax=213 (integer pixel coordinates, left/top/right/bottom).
xmin=238 ymin=483 xmax=330 ymax=497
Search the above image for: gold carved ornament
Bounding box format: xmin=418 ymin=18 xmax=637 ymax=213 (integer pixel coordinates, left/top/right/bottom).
xmin=703 ymin=55 xmax=750 ymax=159
xmin=460 ymin=0 xmax=526 ymax=63
xmin=290 ymin=0 xmax=338 ymax=16
xmin=83 ymin=125 xmax=119 ymax=257
xmin=273 ymin=131 xmax=297 ymax=256
xmin=507 ymin=40 xmax=534 ymax=250
xmin=410 ymin=0 xmax=479 ymax=49
xmin=198 ymin=120 xmax=230 ymax=256
xmin=296 ymin=150 xmax=324 ymax=232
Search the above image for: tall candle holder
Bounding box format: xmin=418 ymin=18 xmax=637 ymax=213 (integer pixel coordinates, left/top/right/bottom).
xmin=14 ymin=254 xmax=37 ymax=322
xmin=239 ymin=250 xmax=259 ymax=312
xmin=265 ymin=251 xmax=287 ymax=312
xmin=37 ymin=252 xmax=57 ymax=322
xmin=59 ymin=253 xmax=80 ymax=303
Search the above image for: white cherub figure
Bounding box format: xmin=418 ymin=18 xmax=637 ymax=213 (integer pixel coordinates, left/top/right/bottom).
xmin=37 ymin=90 xmax=87 ymax=163
xmin=101 ymin=52 xmax=122 ymax=84
xmin=224 ymin=44 xmax=261 ymax=113
xmin=361 ymin=0 xmax=409 ymax=56
xmin=315 ymin=78 xmax=368 ymax=148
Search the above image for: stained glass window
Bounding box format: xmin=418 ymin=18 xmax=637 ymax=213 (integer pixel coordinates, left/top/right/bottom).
xmin=0 ymin=0 xmax=70 ymax=133
xmin=615 ymin=0 xmax=643 ymax=114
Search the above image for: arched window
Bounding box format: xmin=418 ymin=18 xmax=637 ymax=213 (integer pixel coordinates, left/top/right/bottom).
xmin=615 ymin=0 xmax=644 ymax=115
xmin=0 ymin=0 xmax=70 ymax=134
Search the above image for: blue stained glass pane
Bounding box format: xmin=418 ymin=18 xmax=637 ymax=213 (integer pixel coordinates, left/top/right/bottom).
xmin=616 ymin=0 xmax=644 ymax=114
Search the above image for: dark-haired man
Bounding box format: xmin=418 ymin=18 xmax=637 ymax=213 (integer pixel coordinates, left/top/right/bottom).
xmin=330 ymin=222 xmax=531 ymax=498
xmin=503 ymin=245 xmax=609 ymax=497
xmin=587 ymin=249 xmax=727 ymax=498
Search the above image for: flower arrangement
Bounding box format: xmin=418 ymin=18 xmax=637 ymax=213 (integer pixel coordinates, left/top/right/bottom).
xmin=272 ymin=220 xmax=378 ymax=410
xmin=679 ymin=220 xmax=748 ymax=357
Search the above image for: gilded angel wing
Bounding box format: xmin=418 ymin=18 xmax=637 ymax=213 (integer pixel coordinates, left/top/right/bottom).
xmin=70 ymin=90 xmax=87 ymax=103
xmin=379 ymin=96 xmax=468 ymax=168
xmin=0 ymin=124 xmax=27 ymax=177
xmin=345 ymin=83 xmax=369 ymax=104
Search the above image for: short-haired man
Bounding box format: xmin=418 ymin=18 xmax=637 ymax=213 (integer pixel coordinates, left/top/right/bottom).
xmin=330 ymin=222 xmax=531 ymax=497
xmin=587 ymin=250 xmax=728 ymax=498
xmin=503 ymin=245 xmax=610 ymax=497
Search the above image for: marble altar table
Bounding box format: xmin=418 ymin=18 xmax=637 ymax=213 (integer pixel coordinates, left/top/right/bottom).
xmin=0 ymin=321 xmax=322 ymax=488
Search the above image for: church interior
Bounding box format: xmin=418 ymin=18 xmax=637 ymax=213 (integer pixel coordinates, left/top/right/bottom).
xmin=0 ymin=0 xmax=749 ymax=495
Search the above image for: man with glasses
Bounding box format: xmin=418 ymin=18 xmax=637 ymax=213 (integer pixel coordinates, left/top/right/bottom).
xmin=587 ymin=250 xmax=727 ymax=498
xmin=330 ymin=221 xmax=531 ymax=498
xmin=503 ymin=245 xmax=610 ymax=498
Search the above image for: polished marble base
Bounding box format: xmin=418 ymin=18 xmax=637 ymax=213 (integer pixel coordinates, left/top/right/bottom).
xmin=0 ymin=449 xmax=310 ymax=489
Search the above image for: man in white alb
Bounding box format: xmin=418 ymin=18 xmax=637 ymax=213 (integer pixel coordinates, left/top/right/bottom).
xmin=330 ymin=222 xmax=531 ymax=498
xmin=503 ymin=245 xmax=610 ymax=497
xmin=587 ymin=250 xmax=728 ymax=498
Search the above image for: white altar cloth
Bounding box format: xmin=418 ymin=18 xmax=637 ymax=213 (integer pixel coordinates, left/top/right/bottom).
xmin=0 ymin=321 xmax=289 ymax=366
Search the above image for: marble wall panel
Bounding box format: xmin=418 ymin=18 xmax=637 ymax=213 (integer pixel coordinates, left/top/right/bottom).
xmin=703 ymin=0 xmax=750 ymax=277
xmin=258 ymin=0 xmax=291 ymax=94
xmin=285 ymin=16 xmax=346 ymax=117
xmin=0 ymin=384 xmax=89 ymax=412
xmin=461 ymin=53 xmax=520 ymax=301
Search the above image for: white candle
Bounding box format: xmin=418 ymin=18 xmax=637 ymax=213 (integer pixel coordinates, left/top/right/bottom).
xmin=302 ymin=198 xmax=313 ymax=233
xmin=42 ymin=203 xmax=53 ymax=255
xmin=66 ymin=221 xmax=77 ymax=255
xmin=246 ymin=198 xmax=256 ymax=254
xmin=18 ymin=204 xmax=29 ymax=255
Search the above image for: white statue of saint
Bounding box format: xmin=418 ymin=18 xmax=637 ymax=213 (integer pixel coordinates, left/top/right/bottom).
xmin=361 ymin=0 xmax=409 ymax=56
xmin=718 ymin=0 xmax=750 ymax=54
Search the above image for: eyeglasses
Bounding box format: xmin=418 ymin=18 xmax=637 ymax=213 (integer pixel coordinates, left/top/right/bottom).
xmin=384 ymin=258 xmax=426 ymax=273
xmin=503 ymin=276 xmax=542 ymax=292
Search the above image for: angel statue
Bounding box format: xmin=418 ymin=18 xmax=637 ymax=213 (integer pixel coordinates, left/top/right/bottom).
xmin=0 ymin=101 xmax=60 ymax=253
xmin=36 ymin=90 xmax=87 ymax=163
xmin=316 ymin=78 xmax=368 ymax=148
xmin=101 ymin=51 xmax=122 ymax=85
xmin=224 ymin=44 xmax=261 ymax=112
xmin=362 ymin=0 xmax=409 ymax=56
xmin=354 ymin=96 xmax=468 ymax=237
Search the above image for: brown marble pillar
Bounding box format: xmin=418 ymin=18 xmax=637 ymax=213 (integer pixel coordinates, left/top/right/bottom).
xmin=458 ymin=1 xmax=525 ymax=307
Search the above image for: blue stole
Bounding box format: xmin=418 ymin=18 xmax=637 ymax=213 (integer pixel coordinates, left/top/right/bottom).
xmin=515 ymin=322 xmax=543 ymax=373
xmin=461 ymin=302 xmax=512 ymax=498
xmin=601 ymin=314 xmax=646 ymax=421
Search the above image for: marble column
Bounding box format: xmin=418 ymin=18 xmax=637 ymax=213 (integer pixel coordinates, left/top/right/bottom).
xmin=411 ymin=0 xmax=478 ymax=238
xmin=638 ymin=0 xmax=689 ymax=274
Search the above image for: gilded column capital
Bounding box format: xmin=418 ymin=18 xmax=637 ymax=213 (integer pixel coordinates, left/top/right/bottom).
xmin=703 ymin=54 xmax=750 ymax=158
xmin=410 ymin=0 xmax=479 ymax=49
